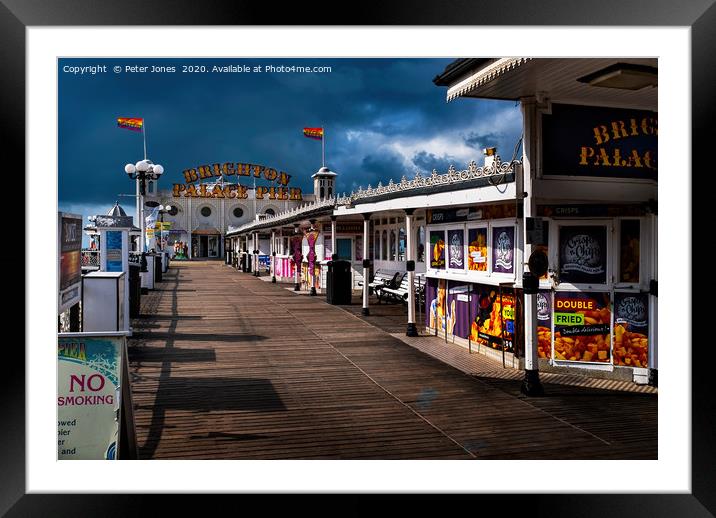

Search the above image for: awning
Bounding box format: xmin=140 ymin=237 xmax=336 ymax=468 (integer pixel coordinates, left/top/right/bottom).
xmin=446 ymin=58 xmax=531 ymax=101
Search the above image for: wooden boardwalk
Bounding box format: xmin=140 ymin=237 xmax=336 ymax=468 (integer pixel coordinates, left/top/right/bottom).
xmin=128 ymin=261 xmax=657 ymax=459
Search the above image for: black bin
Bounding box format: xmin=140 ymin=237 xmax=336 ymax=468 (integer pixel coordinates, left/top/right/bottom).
xmin=128 ymin=263 xmax=141 ymax=318
xmin=326 ymin=259 xmax=352 ymax=305
xmin=153 ymin=253 xmax=163 ymax=283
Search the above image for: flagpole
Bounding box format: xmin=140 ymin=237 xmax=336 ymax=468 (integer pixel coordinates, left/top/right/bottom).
xmin=143 ymin=120 xmax=147 ymax=160
xmin=322 ymin=126 xmax=325 ymax=167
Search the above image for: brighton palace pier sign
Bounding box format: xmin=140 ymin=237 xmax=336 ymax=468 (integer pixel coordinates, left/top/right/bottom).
xmin=172 ymin=162 xmax=303 ymax=200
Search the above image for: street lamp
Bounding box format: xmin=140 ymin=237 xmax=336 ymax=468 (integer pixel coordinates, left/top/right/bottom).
xmin=124 ymin=159 xmax=164 ymax=253
xmin=158 ymin=204 xmax=172 ymax=252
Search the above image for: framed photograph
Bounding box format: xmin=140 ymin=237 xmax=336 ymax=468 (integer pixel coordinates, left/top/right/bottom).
xmin=12 ymin=1 xmax=709 ymax=514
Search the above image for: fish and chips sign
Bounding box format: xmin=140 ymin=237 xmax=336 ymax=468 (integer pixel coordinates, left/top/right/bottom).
xmin=172 ymin=161 xmax=303 ymax=201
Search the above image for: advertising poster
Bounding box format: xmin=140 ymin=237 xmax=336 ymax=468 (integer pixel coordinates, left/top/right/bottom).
xmin=106 ymin=230 xmax=123 ymax=272
xmin=558 ymin=225 xmax=608 ymax=284
xmin=58 ymin=335 xmax=124 ymax=460
xmin=467 ymin=227 xmax=487 ymax=272
xmin=426 ymin=278 xmax=448 ymax=332
xmin=613 ymin=292 xmax=649 ymax=367
xmin=536 ymin=290 xmax=553 ymax=359
xmin=469 ymin=284 xmax=515 ymax=352
xmin=492 ymin=226 xmax=514 ymax=274
xmin=424 ymin=277 xmax=437 ymax=329
xmin=447 ymin=282 xmax=470 ymax=339
xmin=447 ymin=229 xmax=465 ymax=269
xmin=355 ymin=235 xmax=363 ymax=262
xmin=59 ymin=213 xmax=83 ymax=313
xmin=429 ymin=230 xmax=445 ymax=269
xmin=554 ymin=292 xmax=611 ymax=363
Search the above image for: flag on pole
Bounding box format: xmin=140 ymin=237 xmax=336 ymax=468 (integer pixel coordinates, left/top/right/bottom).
xmin=117 ymin=117 xmax=144 ymax=132
xmin=303 ymin=127 xmax=324 ymax=140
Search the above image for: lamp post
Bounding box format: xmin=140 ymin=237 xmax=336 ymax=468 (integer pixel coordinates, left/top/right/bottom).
xmin=156 ymin=204 xmax=171 ymax=252
xmin=124 ymin=159 xmax=164 ymax=254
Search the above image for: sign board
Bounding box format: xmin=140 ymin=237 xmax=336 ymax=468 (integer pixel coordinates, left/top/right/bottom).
xmin=57 ymin=333 xmax=125 ymax=459
xmin=542 ymin=103 xmax=657 ymax=180
xmin=58 ymin=212 xmax=82 ymax=314
xmin=105 ymin=231 xmax=123 ymax=272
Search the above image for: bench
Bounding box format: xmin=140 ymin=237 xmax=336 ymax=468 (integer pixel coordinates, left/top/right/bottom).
xmin=357 ymin=269 xmax=402 ymax=295
xmin=378 ymin=273 xmax=426 ymax=305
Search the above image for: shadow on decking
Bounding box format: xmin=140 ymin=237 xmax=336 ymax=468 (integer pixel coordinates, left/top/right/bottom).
xmin=137 ymin=377 xmax=286 ymax=413
xmin=128 ymin=347 xmax=217 ymax=363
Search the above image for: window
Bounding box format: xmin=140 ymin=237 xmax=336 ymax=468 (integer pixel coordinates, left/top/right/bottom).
xmin=389 ymin=230 xmax=397 ymax=261
xmin=491 ymin=225 xmax=515 ymax=275
xmin=374 ymin=231 xmax=380 ymax=260
xmin=264 ymin=208 xmax=275 ymax=216
xmin=467 ymin=226 xmax=488 ymax=272
xmin=558 ymin=225 xmax=608 ymax=285
xmin=381 ymin=231 xmax=387 ymax=260
xmin=416 ymin=226 xmax=425 ymax=262
xmin=327 ymin=187 xmax=332 ymax=197
xmin=619 ymin=220 xmax=640 ymax=283
xmin=429 ymin=230 xmax=445 ymax=269
xmin=398 ymin=228 xmax=406 ymax=261
xmin=320 ymin=187 xmax=325 ymax=198
xmin=447 ymin=228 xmax=465 ymax=271
xmin=200 ymin=206 xmax=212 ymax=217
xmin=147 ymin=181 xmax=154 ymax=194
xmin=233 ymin=207 xmax=244 ymax=218
xmin=168 ymin=205 xmax=179 ymax=216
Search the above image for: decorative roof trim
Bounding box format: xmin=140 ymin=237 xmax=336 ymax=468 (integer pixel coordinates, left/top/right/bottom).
xmin=446 ymin=58 xmax=532 ymax=102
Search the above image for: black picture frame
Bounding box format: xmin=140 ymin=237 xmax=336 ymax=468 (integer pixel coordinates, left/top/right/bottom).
xmin=5 ymin=0 xmax=713 ymax=515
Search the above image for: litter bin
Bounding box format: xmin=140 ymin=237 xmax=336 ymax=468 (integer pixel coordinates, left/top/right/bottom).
xmin=326 ymin=259 xmax=352 ymax=305
xmin=129 ymin=263 xmax=141 ymax=318
xmin=153 ymin=253 xmax=163 ymax=283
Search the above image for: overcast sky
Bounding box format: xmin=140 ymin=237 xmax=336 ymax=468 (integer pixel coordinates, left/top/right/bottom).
xmin=58 ymin=58 xmax=522 ymax=220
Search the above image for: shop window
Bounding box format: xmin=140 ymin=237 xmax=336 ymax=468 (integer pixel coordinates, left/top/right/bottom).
xmin=381 ymin=231 xmax=387 ymax=260
xmin=447 ymin=228 xmax=465 ymax=271
xmin=200 ymin=206 xmax=212 ymax=218
xmin=374 ymin=231 xmax=380 ymax=260
xmin=429 ymin=230 xmax=445 ymax=269
xmin=491 ymin=225 xmax=515 ymax=275
xmin=389 ymin=230 xmax=397 ymax=261
xmin=398 ymin=228 xmax=406 ymax=261
xmin=416 ymin=226 xmax=425 ymax=262
xmin=467 ymin=227 xmax=488 ymax=272
xmin=619 ymin=220 xmax=640 ymax=283
xmin=558 ymin=225 xmax=608 ymax=285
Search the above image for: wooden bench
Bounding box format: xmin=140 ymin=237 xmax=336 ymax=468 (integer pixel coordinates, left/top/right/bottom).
xmin=358 ymin=269 xmax=402 ymax=295
xmin=378 ymin=273 xmax=426 ymax=305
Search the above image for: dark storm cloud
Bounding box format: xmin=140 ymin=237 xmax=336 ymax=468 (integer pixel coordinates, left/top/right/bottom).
xmin=58 ymin=58 xmax=521 ymax=212
xmin=463 ymin=131 xmax=503 ymax=150
xmin=411 ymin=151 xmax=456 ymax=173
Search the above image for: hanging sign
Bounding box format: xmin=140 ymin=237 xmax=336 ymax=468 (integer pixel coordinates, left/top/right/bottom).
xmin=542 ymin=103 xmax=657 ymax=179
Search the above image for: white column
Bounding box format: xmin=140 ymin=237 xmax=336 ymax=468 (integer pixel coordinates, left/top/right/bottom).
xmin=520 ymin=96 xmax=544 ymax=396
xmin=362 ymin=213 xmax=371 ymax=316
xmin=405 ymin=209 xmax=418 ymax=336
